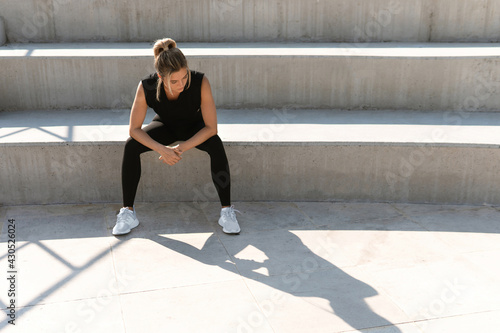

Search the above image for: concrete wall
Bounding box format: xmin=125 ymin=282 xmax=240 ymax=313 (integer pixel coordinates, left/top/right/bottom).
xmin=1 ymin=47 xmax=499 ymax=111
xmin=0 ymin=17 xmax=7 ymax=46
xmin=2 ymin=0 xmax=500 ymax=43
xmin=2 ymin=142 xmax=500 ymax=205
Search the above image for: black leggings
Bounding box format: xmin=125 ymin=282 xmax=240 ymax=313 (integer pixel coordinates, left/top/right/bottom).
xmin=121 ymin=120 xmax=231 ymax=207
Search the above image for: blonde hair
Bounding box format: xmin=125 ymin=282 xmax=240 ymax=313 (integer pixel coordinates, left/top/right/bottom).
xmin=153 ymin=38 xmax=191 ymax=101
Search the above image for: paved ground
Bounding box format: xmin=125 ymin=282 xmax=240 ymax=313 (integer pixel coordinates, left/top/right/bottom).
xmin=0 ymin=201 xmax=499 ymax=332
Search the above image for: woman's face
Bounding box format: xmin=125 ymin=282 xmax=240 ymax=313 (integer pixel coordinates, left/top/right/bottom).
xmin=168 ymin=68 xmax=188 ymax=94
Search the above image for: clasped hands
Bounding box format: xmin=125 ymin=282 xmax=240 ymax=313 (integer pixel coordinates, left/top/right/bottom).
xmin=158 ymin=144 xmax=185 ymax=166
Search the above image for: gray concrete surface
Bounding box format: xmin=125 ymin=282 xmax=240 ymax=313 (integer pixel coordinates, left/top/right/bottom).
xmin=0 ymin=201 xmax=499 ymax=332
xmin=1 ymin=43 xmax=500 ymax=111
xmin=0 ymin=17 xmax=6 ymax=46
xmin=2 ymin=109 xmax=500 ymax=205
xmin=5 ymin=108 xmax=500 ymax=145
xmin=2 ymin=0 xmax=500 ymax=43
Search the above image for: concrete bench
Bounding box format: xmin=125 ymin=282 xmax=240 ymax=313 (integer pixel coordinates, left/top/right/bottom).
xmin=2 ymin=0 xmax=499 ymax=43
xmin=1 ymin=42 xmax=500 ymax=111
xmin=2 ymin=108 xmax=500 ymax=205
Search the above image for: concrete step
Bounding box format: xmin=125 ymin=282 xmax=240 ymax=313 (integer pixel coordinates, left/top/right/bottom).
xmin=2 ymin=0 xmax=499 ymax=43
xmin=2 ymin=108 xmax=500 ymax=205
xmin=1 ymin=42 xmax=500 ymax=111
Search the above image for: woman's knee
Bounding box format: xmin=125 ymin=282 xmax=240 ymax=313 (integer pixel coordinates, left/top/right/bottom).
xmin=201 ymin=135 xmax=225 ymax=152
xmin=124 ymin=137 xmax=147 ymax=155
xmin=124 ymin=137 xmax=137 ymax=150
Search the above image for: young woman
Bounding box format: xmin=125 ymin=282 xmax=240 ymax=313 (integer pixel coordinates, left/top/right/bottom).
xmin=113 ymin=38 xmax=240 ymax=235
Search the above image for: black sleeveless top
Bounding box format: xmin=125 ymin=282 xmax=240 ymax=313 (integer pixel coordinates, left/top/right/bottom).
xmin=141 ymin=71 xmax=205 ymax=129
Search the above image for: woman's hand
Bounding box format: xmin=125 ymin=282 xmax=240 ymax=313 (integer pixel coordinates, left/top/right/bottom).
xmin=157 ymin=145 xmax=182 ymax=165
xmin=172 ymin=143 xmax=186 ymax=156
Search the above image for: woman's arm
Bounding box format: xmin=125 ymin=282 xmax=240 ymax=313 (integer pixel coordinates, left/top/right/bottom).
xmin=129 ymin=82 xmax=181 ymax=165
xmin=175 ymin=76 xmax=218 ymax=154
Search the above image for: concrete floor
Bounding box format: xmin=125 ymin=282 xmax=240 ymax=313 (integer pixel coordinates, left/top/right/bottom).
xmin=0 ymin=201 xmax=499 ymax=332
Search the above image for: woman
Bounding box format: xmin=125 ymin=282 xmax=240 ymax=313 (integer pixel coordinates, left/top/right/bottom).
xmin=113 ymin=38 xmax=240 ymax=235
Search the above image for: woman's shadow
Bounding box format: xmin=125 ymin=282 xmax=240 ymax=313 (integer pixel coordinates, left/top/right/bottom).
xmin=145 ymin=225 xmax=403 ymax=332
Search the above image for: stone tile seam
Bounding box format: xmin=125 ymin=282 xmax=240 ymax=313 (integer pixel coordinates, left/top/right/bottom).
xmin=407 ymin=309 xmax=500 ymax=328
xmin=354 ymin=262 xmax=428 ymax=329
xmin=338 ymin=321 xmax=422 ymax=333
xmin=389 ymin=203 xmax=497 ymax=219
xmin=339 ymin=322 xmax=423 ymax=333
xmin=105 ymin=208 xmax=128 ymax=331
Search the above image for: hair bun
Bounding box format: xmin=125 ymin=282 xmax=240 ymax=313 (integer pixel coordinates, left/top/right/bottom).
xmin=167 ymin=40 xmax=176 ymax=49
xmin=153 ymin=38 xmax=177 ymax=59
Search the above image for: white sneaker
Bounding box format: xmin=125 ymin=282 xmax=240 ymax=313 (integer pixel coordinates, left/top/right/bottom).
xmin=113 ymin=207 xmax=139 ymax=235
xmin=218 ymin=206 xmax=241 ymax=234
